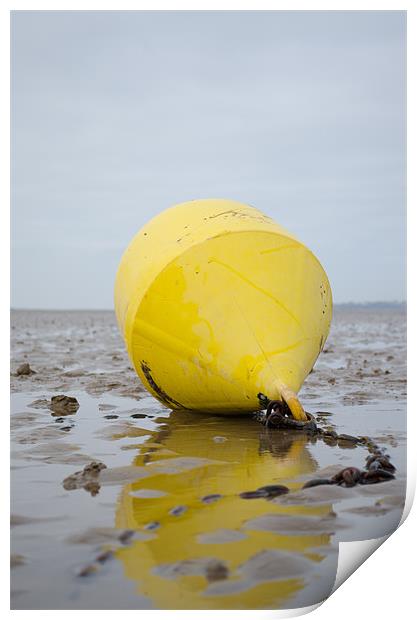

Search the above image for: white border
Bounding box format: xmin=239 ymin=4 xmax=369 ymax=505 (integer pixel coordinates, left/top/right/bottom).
xmin=3 ymin=2 xmax=414 ymax=618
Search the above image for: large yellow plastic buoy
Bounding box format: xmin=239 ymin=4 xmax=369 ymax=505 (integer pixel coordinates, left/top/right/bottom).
xmin=114 ymin=199 xmax=332 ymax=418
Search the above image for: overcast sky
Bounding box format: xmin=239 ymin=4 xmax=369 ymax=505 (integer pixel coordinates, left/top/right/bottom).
xmin=11 ymin=11 xmax=406 ymax=309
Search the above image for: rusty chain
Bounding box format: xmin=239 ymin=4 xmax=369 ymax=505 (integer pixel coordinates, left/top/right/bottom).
xmin=255 ymin=393 xmax=396 ymax=489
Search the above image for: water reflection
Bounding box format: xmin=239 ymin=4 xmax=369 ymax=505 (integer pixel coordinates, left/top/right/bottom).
xmin=114 ymin=411 xmax=333 ymax=609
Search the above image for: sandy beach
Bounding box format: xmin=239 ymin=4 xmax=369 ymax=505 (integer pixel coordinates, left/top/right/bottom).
xmin=10 ymin=306 xmax=406 ymax=610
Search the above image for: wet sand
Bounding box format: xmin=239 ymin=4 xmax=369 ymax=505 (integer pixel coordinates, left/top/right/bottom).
xmin=10 ymin=307 xmax=406 ymax=609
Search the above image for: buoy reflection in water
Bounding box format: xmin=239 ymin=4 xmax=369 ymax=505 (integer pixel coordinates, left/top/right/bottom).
xmin=114 ymin=411 xmax=334 ymax=609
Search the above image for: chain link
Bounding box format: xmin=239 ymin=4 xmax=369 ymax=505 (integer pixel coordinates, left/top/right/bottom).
xmin=255 ymin=393 xmax=396 ymax=489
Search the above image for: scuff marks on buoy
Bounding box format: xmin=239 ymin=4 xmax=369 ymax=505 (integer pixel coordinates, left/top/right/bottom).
xmin=140 ymin=361 xmax=185 ymax=409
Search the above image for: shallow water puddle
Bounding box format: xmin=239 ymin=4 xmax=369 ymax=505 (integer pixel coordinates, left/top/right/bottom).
xmin=10 ymin=309 xmax=406 ymax=609
xmin=11 ymin=388 xmax=406 ymax=610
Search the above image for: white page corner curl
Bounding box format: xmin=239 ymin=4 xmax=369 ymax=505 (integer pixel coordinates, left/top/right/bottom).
xmin=332 ymin=535 xmax=390 ymax=594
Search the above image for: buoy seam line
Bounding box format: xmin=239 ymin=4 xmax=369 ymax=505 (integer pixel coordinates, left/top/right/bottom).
xmin=231 ymin=293 xmax=284 ymax=394
xmin=120 ymin=228 xmax=330 ymax=404
xmin=132 ymin=316 xmax=313 ymax=409
xmin=118 ymin=228 xmax=306 ymax=341
xmin=208 ymin=257 xmax=305 ymax=334
xmin=132 ymin=319 xmax=251 ymax=402
xmin=260 ymin=244 xmax=301 ymax=255
xmin=135 ymin=311 xmax=309 ymax=375
xmin=231 ymin=293 xmax=278 ymax=396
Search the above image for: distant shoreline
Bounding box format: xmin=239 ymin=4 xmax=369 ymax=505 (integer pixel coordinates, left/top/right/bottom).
xmin=10 ymin=302 xmax=407 ymax=312
xmin=333 ymin=301 xmax=406 ymax=311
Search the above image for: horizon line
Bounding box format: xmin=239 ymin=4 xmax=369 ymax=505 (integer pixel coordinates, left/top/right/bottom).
xmin=10 ymin=301 xmax=407 ymax=312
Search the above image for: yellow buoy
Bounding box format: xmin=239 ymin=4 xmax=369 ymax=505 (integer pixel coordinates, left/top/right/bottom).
xmin=114 ymin=199 xmax=332 ymax=417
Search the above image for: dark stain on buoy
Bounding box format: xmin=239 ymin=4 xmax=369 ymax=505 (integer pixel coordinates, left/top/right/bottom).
xmin=140 ymin=361 xmax=185 ymax=409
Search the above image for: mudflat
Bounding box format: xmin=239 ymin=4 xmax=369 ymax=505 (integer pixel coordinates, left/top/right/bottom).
xmin=10 ymin=307 xmax=406 ymax=610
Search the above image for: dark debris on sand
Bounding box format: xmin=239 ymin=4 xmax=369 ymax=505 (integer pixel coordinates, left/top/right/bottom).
xmin=63 ymin=461 xmax=107 ymax=496
xmin=240 ymin=485 xmax=289 ymax=500
xmin=15 ymin=363 xmax=36 ymax=376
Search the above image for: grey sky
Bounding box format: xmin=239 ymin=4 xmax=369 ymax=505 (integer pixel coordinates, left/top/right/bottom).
xmin=11 ymin=11 xmax=406 ymax=309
